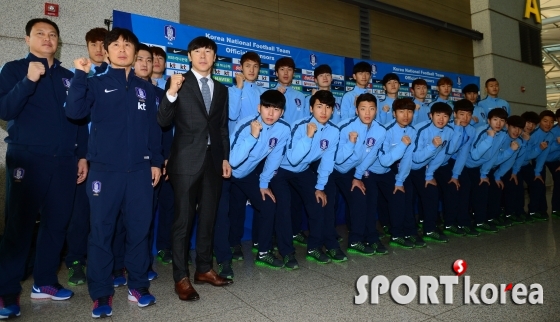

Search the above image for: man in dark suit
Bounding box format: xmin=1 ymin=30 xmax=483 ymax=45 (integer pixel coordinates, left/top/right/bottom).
xmin=157 ymin=36 xmax=233 ymax=302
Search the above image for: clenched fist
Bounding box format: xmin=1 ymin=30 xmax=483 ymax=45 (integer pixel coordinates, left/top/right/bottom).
xmin=235 ymin=72 xmax=245 ymax=89
xmin=250 ymin=119 xmax=262 ymax=138
xmin=401 ymin=135 xmax=411 ymax=146
xmin=167 ymin=74 xmax=185 ymax=96
xmin=73 ymin=58 xmax=92 ymax=75
xmin=522 ymin=132 xmax=530 ymax=141
xmin=277 ymin=86 xmax=287 ymax=94
xmin=487 ymin=129 xmax=495 ymax=137
xmin=311 ymin=89 xmax=318 ymax=95
xmin=472 ymin=116 xmax=479 ymax=123
xmin=540 ymin=141 xmax=548 ymax=151
xmin=382 ymin=105 xmax=390 ymax=112
xmin=27 ymin=61 xmax=45 ymax=82
xmin=307 ymin=122 xmax=317 ymax=138
xmin=432 ymin=136 xmax=442 ymax=147
xmin=349 ymin=131 xmax=358 ymax=143
xmin=415 ymin=104 xmax=420 ymax=111
xmin=510 ymin=140 xmax=519 ymax=151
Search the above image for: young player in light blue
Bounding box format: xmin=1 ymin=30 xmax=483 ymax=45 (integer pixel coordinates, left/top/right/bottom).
xmin=546 ymin=109 xmax=560 ymax=217
xmin=478 ymin=78 xmax=510 ymax=116
xmin=326 ymin=93 xmax=386 ymax=256
xmin=411 ymin=78 xmax=431 ymax=126
xmin=340 ymin=61 xmax=372 ymax=120
xmin=270 ymin=90 xmax=341 ymax=268
xmin=409 ymin=102 xmax=455 ymax=243
xmin=372 ymin=99 xmax=424 ymax=249
xmin=376 ymin=73 xmax=400 ymax=125
xmin=304 ymin=64 xmax=343 ymax=124
xmin=462 ymin=84 xmax=487 ymax=129
xmin=227 ymin=90 xmax=291 ymax=272
xmin=274 ymin=57 xmax=307 ymax=123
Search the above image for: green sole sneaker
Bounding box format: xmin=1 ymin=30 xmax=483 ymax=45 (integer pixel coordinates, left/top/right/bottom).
xmin=326 ymin=249 xmax=348 ymax=262
xmin=347 ymin=242 xmax=375 ymax=256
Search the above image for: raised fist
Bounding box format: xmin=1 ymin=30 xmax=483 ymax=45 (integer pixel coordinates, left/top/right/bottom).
xmin=382 ymin=105 xmax=390 ymax=112
xmin=250 ymin=119 xmax=262 ymax=138
xmin=415 ymin=104 xmax=420 ymax=111
xmin=235 ymin=72 xmax=245 ymax=89
xmin=487 ymin=129 xmax=495 ymax=137
xmin=349 ymin=131 xmax=358 ymax=143
xmin=510 ymin=140 xmax=519 ymax=151
xmin=167 ymin=74 xmax=185 ymax=96
xmin=539 ymin=141 xmax=548 ymax=150
xmin=307 ymin=122 xmax=317 ymax=138
xmin=521 ymin=132 xmax=530 ymax=141
xmin=472 ymin=116 xmax=479 ymax=123
xmin=432 ymin=136 xmax=442 ymax=147
xmin=401 ymin=135 xmax=411 ymax=146
xmin=27 ymin=61 xmax=46 ymax=82
xmin=277 ymin=86 xmax=287 ymax=94
xmin=73 ymin=58 xmax=91 ymax=75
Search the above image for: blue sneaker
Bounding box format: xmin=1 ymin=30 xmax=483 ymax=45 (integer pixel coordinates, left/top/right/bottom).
xmin=127 ymin=287 xmax=156 ymax=308
xmin=112 ymin=268 xmax=127 ymax=287
xmin=30 ymin=283 xmax=73 ymax=300
xmin=148 ymin=269 xmax=158 ymax=281
xmin=91 ymin=295 xmax=112 ymax=319
xmin=0 ymin=294 xmax=20 ymax=319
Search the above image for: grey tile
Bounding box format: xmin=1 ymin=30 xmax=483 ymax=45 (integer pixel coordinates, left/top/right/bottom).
xmin=518 ymin=267 xmax=560 ymax=303
xmin=249 ymin=283 xmax=430 ymax=322
xmin=195 ymin=306 xmax=273 ymax=322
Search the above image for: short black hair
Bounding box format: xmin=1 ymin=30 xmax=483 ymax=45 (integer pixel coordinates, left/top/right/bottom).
xmin=260 ymin=90 xmax=286 ymax=110
xmin=151 ymin=46 xmax=166 ymax=61
xmin=137 ymin=43 xmax=152 ymax=56
xmin=314 ymin=64 xmax=332 ymax=78
xmin=507 ymin=115 xmax=525 ymax=129
xmin=393 ymin=98 xmax=415 ymax=112
xmin=382 ymin=73 xmax=400 ymax=86
xmin=437 ymin=76 xmax=453 ymax=87
xmin=355 ymin=93 xmax=377 ymax=108
xmin=310 ymin=90 xmax=335 ymax=108
xmin=241 ymin=51 xmax=261 ymax=66
xmin=453 ymin=99 xmax=474 ymax=113
xmin=353 ymin=61 xmax=371 ymax=75
xmin=275 ymin=57 xmax=295 ymax=72
xmin=521 ymin=111 xmax=540 ymax=124
xmin=540 ymin=110 xmax=556 ymax=121
xmin=462 ymin=83 xmax=479 ymax=94
xmin=26 ymin=18 xmax=59 ymax=37
xmin=556 ymin=109 xmax=560 ymax=118
xmin=104 ymin=27 xmax=139 ymax=52
xmin=187 ymin=36 xmax=217 ymax=53
xmin=412 ymin=78 xmax=427 ymax=88
xmin=430 ymin=102 xmax=452 ymax=116
xmin=85 ymin=27 xmax=108 ymax=44
xmin=488 ymin=108 xmax=508 ymax=120
xmin=485 ymin=78 xmax=498 ymax=87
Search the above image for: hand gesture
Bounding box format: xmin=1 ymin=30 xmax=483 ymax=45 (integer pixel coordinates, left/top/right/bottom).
xmin=472 ymin=116 xmax=479 ymax=123
xmin=222 ymin=160 xmax=232 ymax=178
xmin=235 ymin=72 xmax=245 ymax=89
xmin=496 ymin=180 xmax=504 ymax=190
xmin=509 ymin=173 xmax=518 ymax=185
xmin=393 ymin=185 xmax=405 ymax=194
xmin=425 ymin=179 xmax=437 ymax=188
xmin=27 ymin=61 xmax=46 ymax=82
xmin=351 ymin=179 xmax=366 ymax=195
xmin=315 ymin=190 xmax=327 ymax=207
xmin=401 ymin=135 xmax=411 ymax=146
xmin=415 ymin=104 xmax=420 ymax=111
xmin=168 ymin=74 xmax=185 ymax=96
xmin=307 ymin=122 xmax=317 ymax=138
xmin=432 ymin=136 xmax=442 ymax=148
xmin=479 ymin=177 xmax=490 ymax=185
xmin=260 ymin=188 xmax=276 ymax=202
xmin=487 ymin=129 xmax=495 ymax=137
xmin=151 ymin=167 xmax=162 ymax=187
xmin=448 ymin=177 xmax=460 ymax=190
xmin=534 ymin=175 xmax=544 ymax=183
xmin=349 ymin=131 xmax=358 ymax=143
xmin=73 ymin=58 xmax=91 ymax=75
xmin=277 ymin=86 xmax=287 ymax=94
xmin=251 ymin=119 xmax=262 ymax=138
xmin=77 ymin=158 xmax=88 ymax=184
xmin=383 ymin=105 xmax=390 ymax=112
xmin=539 ymin=141 xmax=548 ymax=150
xmin=510 ymin=140 xmax=519 ymax=151
xmin=522 ymin=132 xmax=530 ymax=141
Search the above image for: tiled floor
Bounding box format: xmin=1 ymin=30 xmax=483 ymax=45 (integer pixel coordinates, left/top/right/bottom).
xmin=13 ymin=197 xmax=560 ymax=321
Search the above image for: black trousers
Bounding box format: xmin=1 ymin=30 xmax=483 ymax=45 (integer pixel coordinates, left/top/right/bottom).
xmin=169 ymin=150 xmax=222 ymax=282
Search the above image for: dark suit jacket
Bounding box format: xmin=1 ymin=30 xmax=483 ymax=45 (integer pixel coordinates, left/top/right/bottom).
xmin=157 ymin=71 xmax=229 ymax=175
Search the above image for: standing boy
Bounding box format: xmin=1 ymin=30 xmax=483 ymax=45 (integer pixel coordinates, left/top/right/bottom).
xmin=462 ymin=84 xmax=487 ymax=129
xmin=411 ymin=78 xmax=431 ymax=126
xmin=478 ymin=78 xmax=510 ymax=116
xmin=340 ymin=61 xmax=372 ymax=120
xmin=376 ymin=73 xmax=400 ymax=125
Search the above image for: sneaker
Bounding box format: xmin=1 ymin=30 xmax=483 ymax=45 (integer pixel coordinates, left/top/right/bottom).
xmin=444 ymin=225 xmax=465 ymax=236
xmin=390 ymin=237 xmax=415 ymax=249
xmin=530 ymin=212 xmax=549 ymax=221
xmin=255 ymin=251 xmax=284 ymax=268
xmin=407 ymin=235 xmax=426 ymax=248
xmin=476 ymin=222 xmax=498 ymax=233
xmin=461 ymin=226 xmax=480 ymax=237
xmin=336 ymin=235 xmax=344 ymax=243
xmin=230 ymin=245 xmax=244 ymax=261
xmin=113 ymin=268 xmax=127 ymax=287
xmin=521 ymin=213 xmax=534 ymax=223
xmin=156 ymin=249 xmax=172 ymax=264
xmin=494 ymin=217 xmax=512 ymax=228
xmin=552 ymin=210 xmax=560 ymax=218
xmin=0 ymin=294 xmax=20 ymax=319
xmin=91 ymin=295 xmax=112 ymax=319
xmin=127 ymin=287 xmax=156 ymax=308
xmin=68 ymin=261 xmax=86 ymax=286
xmin=252 ymin=242 xmax=259 ymax=253
xmin=148 ymin=268 xmax=158 ymax=281
xmin=326 ymin=248 xmax=348 ymax=262
xmin=218 ymin=260 xmax=235 ymax=279
xmin=306 ymin=248 xmax=331 ymax=264
xmin=369 ymin=241 xmax=389 ymax=255
xmin=347 ymin=242 xmax=375 ymax=255
xmin=293 ymin=232 xmax=308 ymax=245
xmin=30 ymin=283 xmax=73 ymax=300
xmin=283 ymin=253 xmax=299 ymax=270
xmin=424 ymin=230 xmax=449 ymax=243
xmin=508 ymin=214 xmax=524 ymax=224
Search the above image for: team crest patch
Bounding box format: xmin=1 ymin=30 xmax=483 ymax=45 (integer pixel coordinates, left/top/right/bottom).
xmin=269 ymin=137 xmax=278 ymax=149
xmin=320 ymin=139 xmax=329 ymax=150
xmin=481 ymin=113 xmax=486 ymax=119
xmin=164 ymin=25 xmax=176 ymax=42
xmin=371 ymin=64 xmax=377 ymax=75
xmin=309 ymin=53 xmax=317 ymax=67
xmin=295 ymin=98 xmax=302 ymax=107
xmin=13 ymin=168 xmax=24 ymax=180
xmin=92 ymin=181 xmax=102 ymax=195
xmin=62 ymin=78 xmax=71 ymax=88
xmin=335 ymin=103 xmax=340 ymax=110
xmin=135 ymin=87 xmax=146 ymax=100
xmin=366 ymin=137 xmax=375 ymax=147
xmin=364 ymin=170 xmax=370 ymax=178
xmin=441 ymin=140 xmax=448 ymax=148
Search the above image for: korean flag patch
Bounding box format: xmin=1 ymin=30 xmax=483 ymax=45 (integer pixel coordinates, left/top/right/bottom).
xmin=366 ymin=137 xmax=375 ymax=147
xmin=13 ymin=168 xmax=24 ymax=181
xmin=92 ymin=181 xmax=102 ymax=195
xmin=320 ymin=139 xmax=329 ymax=151
xmin=269 ymin=137 xmax=278 ymax=149
xmin=295 ymin=98 xmax=302 ymax=107
xmin=135 ymin=87 xmax=147 ymax=100
xmin=62 ymin=78 xmax=71 ymax=88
